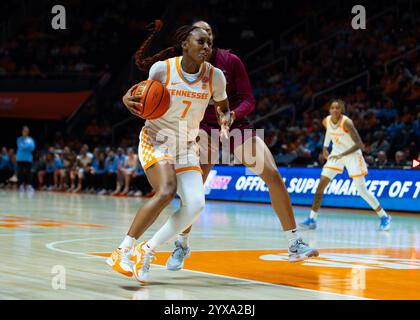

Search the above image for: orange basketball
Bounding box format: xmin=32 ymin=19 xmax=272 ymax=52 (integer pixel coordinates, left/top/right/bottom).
xmin=130 ymin=80 xmax=170 ymax=120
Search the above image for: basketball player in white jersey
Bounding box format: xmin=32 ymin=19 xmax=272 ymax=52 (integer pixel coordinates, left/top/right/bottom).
xmin=299 ymin=100 xmax=391 ymax=231
xmin=107 ymin=25 xmax=231 ymax=284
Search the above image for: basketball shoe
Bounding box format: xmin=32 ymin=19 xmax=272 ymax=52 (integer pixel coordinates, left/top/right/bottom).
xmin=379 ymin=215 xmax=392 ymax=231
xmin=166 ymin=240 xmax=190 ymax=271
xmin=288 ymin=238 xmax=319 ymax=262
xmin=298 ymin=217 xmax=317 ymax=230
xmin=131 ymin=241 xmax=155 ymax=284
xmin=106 ymin=247 xmax=133 ymax=277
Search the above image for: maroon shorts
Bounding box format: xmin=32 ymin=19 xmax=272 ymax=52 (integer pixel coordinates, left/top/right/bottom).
xmin=199 ymin=121 xmax=257 ymax=153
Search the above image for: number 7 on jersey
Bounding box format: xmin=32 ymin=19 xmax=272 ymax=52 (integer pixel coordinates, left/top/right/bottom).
xmin=181 ymin=100 xmax=192 ymax=119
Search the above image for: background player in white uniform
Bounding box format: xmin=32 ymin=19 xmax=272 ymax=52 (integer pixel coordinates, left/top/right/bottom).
xmin=299 ymin=100 xmax=391 ymax=231
xmin=107 ymin=25 xmax=231 ymax=284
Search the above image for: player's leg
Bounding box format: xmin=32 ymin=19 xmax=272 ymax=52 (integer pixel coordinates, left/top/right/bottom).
xmin=234 ymin=136 xmax=319 ymax=262
xmin=347 ymin=152 xmax=391 ymax=230
xmin=166 ymin=132 xmax=217 ymax=270
xmin=107 ymin=160 xmax=177 ymax=278
xmin=133 ymin=168 xmax=205 ymax=281
xmin=299 ymin=175 xmax=331 ymax=230
xmin=176 ymin=132 xmax=216 ymax=236
xmin=353 ymin=176 xmax=391 ymax=231
xmin=300 ymin=156 xmax=342 ymax=230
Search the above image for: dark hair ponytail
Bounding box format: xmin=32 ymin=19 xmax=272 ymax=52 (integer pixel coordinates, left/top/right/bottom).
xmin=134 ymin=21 xmax=200 ymax=72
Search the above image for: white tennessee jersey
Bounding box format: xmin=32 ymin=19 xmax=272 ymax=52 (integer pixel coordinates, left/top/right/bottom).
xmin=144 ymin=56 xmax=227 ymax=144
xmin=324 ymin=115 xmax=355 ymax=155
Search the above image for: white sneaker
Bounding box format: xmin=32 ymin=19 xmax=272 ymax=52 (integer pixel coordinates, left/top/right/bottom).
xmin=106 ymin=247 xmax=134 ymax=277
xmin=288 ymin=237 xmax=319 ymax=262
xmin=131 ymin=241 xmax=155 ymax=284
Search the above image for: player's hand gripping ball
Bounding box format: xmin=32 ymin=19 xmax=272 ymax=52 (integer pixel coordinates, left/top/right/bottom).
xmin=128 ymin=80 xmax=170 ymax=120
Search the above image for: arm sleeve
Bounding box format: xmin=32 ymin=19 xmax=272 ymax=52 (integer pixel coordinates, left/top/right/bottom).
xmin=230 ymin=54 xmax=255 ymax=120
xmin=148 ymin=61 xmax=167 ymax=84
xmin=211 ymin=67 xmax=228 ymax=102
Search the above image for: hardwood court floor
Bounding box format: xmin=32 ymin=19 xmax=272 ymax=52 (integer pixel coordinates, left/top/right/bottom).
xmin=0 ymin=190 xmax=419 ymax=300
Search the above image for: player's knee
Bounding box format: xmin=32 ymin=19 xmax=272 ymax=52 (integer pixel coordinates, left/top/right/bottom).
xmin=183 ymin=196 xmax=205 ymax=220
xmin=191 ymin=195 xmax=205 ymax=213
xmin=261 ymin=166 xmax=281 ymax=185
xmin=155 ymin=184 xmax=177 ymax=204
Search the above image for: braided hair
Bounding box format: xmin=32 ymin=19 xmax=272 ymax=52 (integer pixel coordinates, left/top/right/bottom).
xmin=135 ymin=20 xmax=201 ymax=72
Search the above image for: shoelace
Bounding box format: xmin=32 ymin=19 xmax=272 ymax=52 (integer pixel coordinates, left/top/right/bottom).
xmin=172 ymin=246 xmax=187 ymax=259
xmin=294 ymin=238 xmax=309 ymax=249
xmin=119 ymin=248 xmax=132 ymax=265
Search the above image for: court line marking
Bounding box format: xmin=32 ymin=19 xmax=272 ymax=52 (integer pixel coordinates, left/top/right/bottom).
xmin=46 ymin=237 xmax=405 ymax=300
xmin=45 ymin=236 xmax=417 ymax=254
xmin=0 ymin=231 xmax=122 ymax=237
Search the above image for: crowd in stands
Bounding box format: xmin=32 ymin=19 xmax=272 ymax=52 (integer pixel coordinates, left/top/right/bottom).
xmin=0 ymin=143 xmax=152 ymax=196
xmin=0 ymin=0 xmax=159 ymax=78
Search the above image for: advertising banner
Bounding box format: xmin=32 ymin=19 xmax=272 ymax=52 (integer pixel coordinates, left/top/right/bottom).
xmin=204 ymin=166 xmax=419 ymax=212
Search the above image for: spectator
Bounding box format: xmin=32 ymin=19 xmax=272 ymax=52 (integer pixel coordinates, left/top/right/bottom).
xmin=0 ymin=147 xmax=13 ymax=185
xmin=393 ymin=150 xmax=410 ymax=167
xmin=58 ymin=146 xmax=76 ymax=191
xmin=101 ymin=150 xmax=119 ymax=195
xmin=375 ymin=151 xmax=390 ymax=167
xmin=90 ymin=152 xmax=106 ymax=193
xmin=120 ymin=148 xmax=138 ymax=196
xmin=112 ymin=148 xmax=127 ymax=195
xmin=16 ymin=126 xmax=35 ymax=193
xmin=370 ymin=131 xmax=391 ymax=157
xmin=37 ymin=149 xmax=64 ymax=190
xmin=69 ymin=145 xmax=93 ymax=193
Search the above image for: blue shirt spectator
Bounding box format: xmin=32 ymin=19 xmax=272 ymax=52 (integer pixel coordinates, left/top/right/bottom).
xmin=105 ymin=152 xmax=119 ymax=173
xmin=0 ymin=148 xmax=10 ymax=170
xmin=91 ymin=154 xmax=106 ymax=174
xmin=46 ymin=156 xmax=63 ymax=173
xmin=16 ymin=126 xmax=35 ymax=162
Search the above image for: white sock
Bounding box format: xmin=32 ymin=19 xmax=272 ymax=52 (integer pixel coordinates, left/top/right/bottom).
xmin=309 ymin=210 xmax=318 ymax=219
xmin=285 ymin=229 xmax=299 ymax=246
xmin=377 ymin=209 xmax=387 ymax=218
xmin=119 ymin=235 xmax=135 ymax=250
xmin=177 ymin=233 xmax=190 ymax=248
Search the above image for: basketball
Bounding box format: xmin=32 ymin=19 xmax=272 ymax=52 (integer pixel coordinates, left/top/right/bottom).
xmin=130 ymin=80 xmax=170 ymax=120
